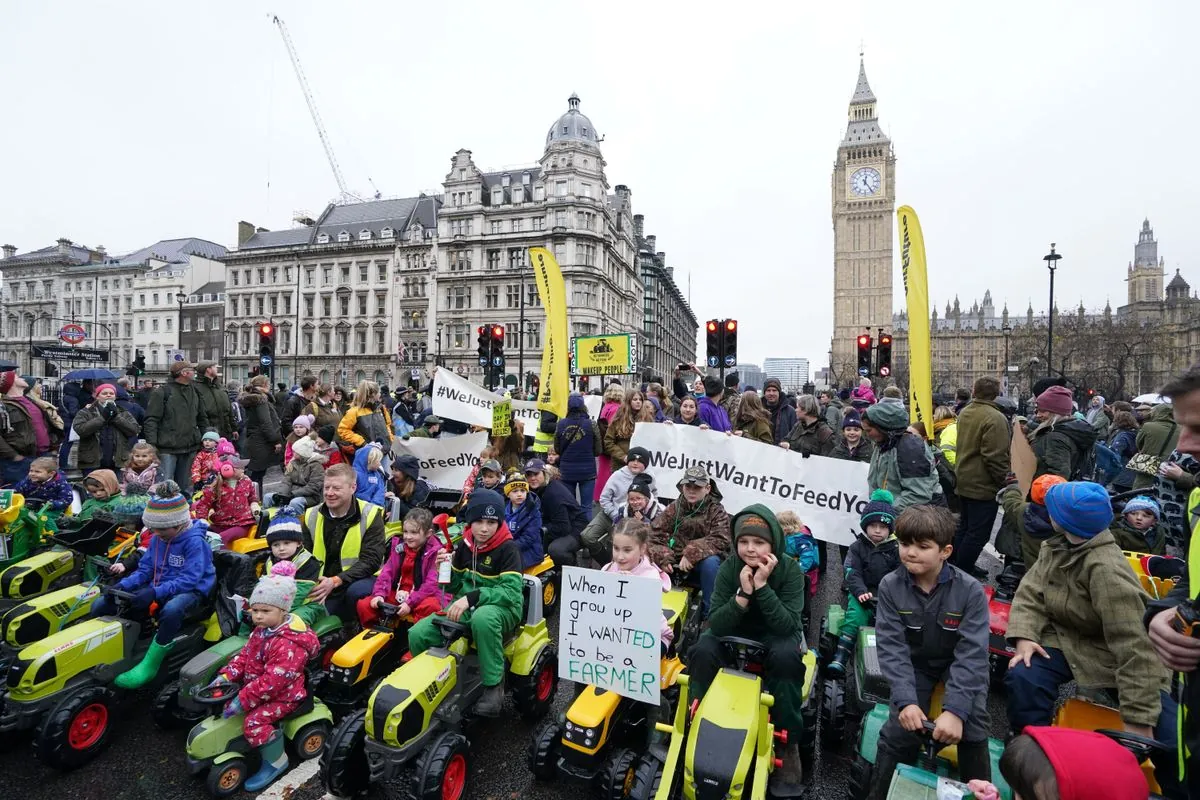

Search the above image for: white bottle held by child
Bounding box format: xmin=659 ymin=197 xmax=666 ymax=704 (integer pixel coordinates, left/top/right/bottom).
xmin=437 ymin=529 xmax=453 ymax=585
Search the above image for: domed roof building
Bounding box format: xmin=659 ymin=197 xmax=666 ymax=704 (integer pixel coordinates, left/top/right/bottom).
xmin=545 ymin=93 xmax=601 ymax=149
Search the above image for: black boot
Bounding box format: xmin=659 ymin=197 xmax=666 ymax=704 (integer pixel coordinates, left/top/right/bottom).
xmin=955 ymin=739 xmax=992 ymax=785
xmin=866 ymin=748 xmax=901 ymax=800
xmin=826 ymin=634 xmax=855 ymax=678
xmin=475 ymin=683 xmax=505 ymax=717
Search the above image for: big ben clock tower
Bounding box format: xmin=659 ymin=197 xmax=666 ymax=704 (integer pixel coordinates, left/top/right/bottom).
xmin=831 ymin=58 xmax=895 ymax=385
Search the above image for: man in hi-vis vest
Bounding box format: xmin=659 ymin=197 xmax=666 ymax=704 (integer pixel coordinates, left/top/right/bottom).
xmin=302 ymin=463 xmax=387 ymax=623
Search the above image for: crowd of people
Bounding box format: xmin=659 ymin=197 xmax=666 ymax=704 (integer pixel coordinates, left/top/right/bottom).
xmin=6 ymin=354 xmax=1200 ymax=798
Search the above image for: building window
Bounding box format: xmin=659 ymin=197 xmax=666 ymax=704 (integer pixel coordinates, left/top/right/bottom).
xmin=322 ymin=296 xmax=331 ymax=316
xmin=355 ymin=330 xmax=367 ymax=354
xmin=490 ymin=221 xmax=502 ymax=234
xmin=166 ymin=318 xmax=173 ymax=332
xmin=124 ymin=321 xmax=132 ymax=337
xmin=340 ymin=266 xmax=350 ymax=284
xmin=337 ymin=231 xmax=350 ymax=243
xmin=555 ymin=210 xmax=566 ymax=227
xmin=525 ymin=322 xmax=541 ymax=350
xmin=359 ymin=230 xmax=372 ymax=241
xmin=338 ymin=295 xmax=349 ymax=316
xmin=321 ymin=266 xmax=331 ymax=285
xmin=452 ymin=323 xmax=468 ymax=349
xmin=506 ymin=284 xmax=520 ymax=308
xmin=209 ymin=314 xmax=219 ymax=330
xmin=304 ymin=268 xmax=314 ymax=287
xmin=511 ymin=218 xmax=523 ymax=233
xmin=139 ymin=294 xmax=146 ymax=307
xmin=317 ymin=233 xmax=330 ymax=244
xmin=269 ymin=267 xmax=279 ymax=284
xmin=377 ymin=263 xmax=387 ymax=282
xmin=555 ymin=181 xmax=567 ymax=196
xmin=152 ymin=319 xmax=160 ymax=333
xmin=305 ymin=296 xmax=314 ymax=316
xmin=532 ymin=217 xmax=545 ymax=231
xmin=357 ymin=294 xmax=368 ymax=315
xmin=573 ymin=281 xmax=596 ymax=307
xmin=194 ymin=317 xmax=203 ymax=331
xmin=302 ymin=331 xmax=313 ymax=354
xmin=581 ymin=244 xmax=597 ymax=266
xmin=449 ymin=251 xmax=471 ymax=272
xmin=375 ymin=330 xmax=386 ymax=353
xmin=376 ymin=292 xmax=387 ymax=315
xmin=446 ymin=286 xmax=471 ymax=310
xmin=533 ymin=185 xmax=544 ymax=201
xmin=381 ymin=227 xmax=394 ymax=239
xmin=138 ymin=319 xmax=146 ymax=333
xmin=580 ymin=183 xmax=592 ymax=198
xmin=100 ymin=298 xmax=108 ymax=315
xmin=255 ymin=296 xmax=265 ymax=316
xmin=508 ymin=248 xmax=526 ymax=269
xmin=320 ymin=331 xmax=330 ymax=354
xmin=269 ymin=296 xmax=278 ymax=316
xmin=485 ymin=286 xmax=499 ymax=308
xmin=232 ymin=272 xmax=240 ymax=287
xmin=359 ymin=264 xmax=369 ymax=282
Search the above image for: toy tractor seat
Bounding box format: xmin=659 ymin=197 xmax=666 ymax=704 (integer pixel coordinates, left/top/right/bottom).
xmin=503 ymin=575 xmax=542 ymax=647
xmin=210 ymin=551 xmax=258 ymax=638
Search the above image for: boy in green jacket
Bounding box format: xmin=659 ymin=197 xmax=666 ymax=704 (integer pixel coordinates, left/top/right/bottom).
xmin=686 ymin=504 xmax=808 ymax=793
xmin=78 ymin=469 xmax=123 ymax=520
xmin=406 ymin=488 xmax=523 ymax=716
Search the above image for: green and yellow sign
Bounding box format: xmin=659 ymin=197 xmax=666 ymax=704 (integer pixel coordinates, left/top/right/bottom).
xmin=571 ymin=333 xmax=637 ymax=377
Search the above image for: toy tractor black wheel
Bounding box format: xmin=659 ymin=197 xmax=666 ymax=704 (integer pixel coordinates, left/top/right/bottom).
xmin=989 ymin=654 xmax=1008 ymax=690
xmin=528 ymin=720 xmax=561 ymax=781
xmin=151 ymin=678 xmax=204 ymax=730
xmin=510 ymin=647 xmax=558 ymax=721
xmin=820 ymin=678 xmax=846 ymax=749
xmin=321 ymin=708 xmax=370 ymax=798
xmin=33 ymin=684 xmax=116 ymax=770
xmin=600 ymin=747 xmax=639 ymax=800
xmin=541 ymin=570 xmax=559 ymax=612
xmin=289 ymin=720 xmax=331 ymax=761
xmin=817 ymin=615 xmax=833 ymax=665
xmin=847 ymin=753 xmax=872 ymax=800
xmin=628 ymin=755 xmax=664 ymax=800
xmin=206 ymin=758 xmax=249 ymax=798
xmin=412 ymin=731 xmax=471 ymax=800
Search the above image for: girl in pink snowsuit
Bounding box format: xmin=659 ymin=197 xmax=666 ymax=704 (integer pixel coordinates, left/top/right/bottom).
xmin=213 ymin=561 xmax=319 ymax=790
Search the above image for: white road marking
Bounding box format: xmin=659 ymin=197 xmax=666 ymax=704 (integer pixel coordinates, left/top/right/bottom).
xmin=253 ymin=757 xmax=322 ymax=799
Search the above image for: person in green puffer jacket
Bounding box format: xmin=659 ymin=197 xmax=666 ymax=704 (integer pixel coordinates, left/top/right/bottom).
xmin=686 ymin=504 xmax=808 ymax=794
xmin=1133 ymin=403 xmax=1181 ymax=490
xmin=862 ymin=401 xmax=945 ymax=510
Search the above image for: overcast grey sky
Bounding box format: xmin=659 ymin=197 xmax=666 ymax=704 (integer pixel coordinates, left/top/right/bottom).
xmin=2 ymin=1 xmax=1197 ymax=368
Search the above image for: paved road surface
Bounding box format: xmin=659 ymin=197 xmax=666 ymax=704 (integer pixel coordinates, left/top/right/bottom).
xmin=3 ymin=510 xmax=1009 ymax=800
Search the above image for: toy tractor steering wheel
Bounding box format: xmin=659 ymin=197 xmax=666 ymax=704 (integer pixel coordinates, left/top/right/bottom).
xmin=24 ymin=497 xmax=47 ymax=512
xmin=433 ymin=615 xmax=470 ymax=645
xmin=377 ymin=602 xmax=401 ymax=618
xmin=1095 ymin=728 xmax=1169 ymax=764
xmin=102 ymin=585 xmax=137 ymax=602
xmin=718 ymin=636 xmax=768 ymax=673
xmin=194 ymin=680 xmax=240 ymax=706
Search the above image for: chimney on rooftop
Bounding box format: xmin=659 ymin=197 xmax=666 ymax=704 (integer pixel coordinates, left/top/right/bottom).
xmin=1 ymin=244 xmax=15 ymax=260
xmin=645 ymin=235 xmax=656 ymax=253
xmin=237 ymin=221 xmax=258 ymax=246
xmin=57 ymin=238 xmax=72 ymax=256
xmin=633 ymin=214 xmax=644 ymax=240
xmin=657 ymin=251 xmax=666 ymax=266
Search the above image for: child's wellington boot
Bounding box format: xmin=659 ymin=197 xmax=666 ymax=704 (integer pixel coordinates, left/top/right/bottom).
xmin=825 ymin=634 xmax=855 ymax=678
xmin=244 ymin=731 xmax=289 ymax=792
xmin=114 ymin=639 xmax=174 ymax=689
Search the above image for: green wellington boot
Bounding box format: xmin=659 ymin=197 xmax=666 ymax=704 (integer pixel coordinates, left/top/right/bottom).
xmin=825 ymin=634 xmax=855 ymax=678
xmin=244 ymin=732 xmax=289 ymax=792
xmin=114 ymin=639 xmax=174 ymax=689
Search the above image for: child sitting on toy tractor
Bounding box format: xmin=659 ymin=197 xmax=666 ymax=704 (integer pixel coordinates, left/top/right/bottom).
xmin=407 ymin=488 xmax=522 ymax=717
xmin=13 ymin=456 xmax=73 ymax=516
xmin=1109 ymin=494 xmax=1167 ymax=555
xmin=687 ymin=504 xmax=808 ymax=794
xmin=1005 ymin=481 xmax=1176 ymax=753
xmin=207 ymin=561 xmax=320 ymax=791
xmin=828 ymin=490 xmax=900 ymax=677
xmin=261 ymin=513 xmax=324 ymax=624
xmin=77 ymin=469 xmax=123 ymax=521
xmin=870 ymin=505 xmax=992 ymax=800
xmin=503 ymin=473 xmax=544 ymax=570
xmin=649 ymin=465 xmax=731 ymax=619
xmin=89 ymin=481 xmax=216 ymax=689
xmin=356 ymin=507 xmax=447 ymax=627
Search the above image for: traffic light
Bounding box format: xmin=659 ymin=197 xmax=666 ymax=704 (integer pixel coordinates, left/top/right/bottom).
xmin=877 ymin=333 xmax=893 ymax=377
xmin=723 ymin=319 xmax=738 ymax=367
xmin=490 ymin=325 xmax=506 ymax=369
xmin=705 ymin=320 xmax=721 ymax=368
xmin=579 ymin=376 xmax=590 ymax=392
xmin=131 ymin=350 xmax=146 ymax=377
xmin=856 ymin=334 xmax=872 ymax=374
xmin=258 ymin=322 xmax=275 ymax=369
xmin=477 ymin=326 xmax=490 ymax=367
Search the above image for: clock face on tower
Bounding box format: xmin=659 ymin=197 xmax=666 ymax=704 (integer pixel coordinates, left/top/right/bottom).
xmin=850 ymin=167 xmax=882 ymax=197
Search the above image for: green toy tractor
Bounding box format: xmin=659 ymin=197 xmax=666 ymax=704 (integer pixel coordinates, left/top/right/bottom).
xmin=185 ymin=678 xmax=334 ymax=797
xmin=0 ymin=492 xmax=65 ymax=591
xmin=0 ymin=550 xmax=249 ymax=770
xmin=848 ymin=700 xmax=1012 ymax=800
xmin=320 ymin=574 xmax=558 ymax=799
xmin=632 ymin=636 xmax=819 ymax=800
xmin=818 ymin=604 xmax=891 ymax=749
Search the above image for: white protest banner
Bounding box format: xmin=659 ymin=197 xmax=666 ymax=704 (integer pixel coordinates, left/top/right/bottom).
xmin=432 ymin=368 xmax=601 ymax=430
xmin=392 ymin=431 xmax=489 ymax=488
xmin=630 ymin=422 xmax=870 ymax=546
xmin=559 ymin=566 xmax=661 ymax=704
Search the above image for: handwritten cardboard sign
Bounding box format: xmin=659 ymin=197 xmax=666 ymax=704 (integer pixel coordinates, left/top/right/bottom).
xmin=492 ymin=399 xmax=512 ymax=438
xmin=558 ymin=566 xmax=661 ymax=704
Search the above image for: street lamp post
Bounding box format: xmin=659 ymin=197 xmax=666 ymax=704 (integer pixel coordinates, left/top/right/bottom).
xmin=1001 ymin=323 xmax=1012 ymax=395
xmin=336 ymin=321 xmax=350 ymax=386
xmin=176 ymin=292 xmax=187 ymax=361
xmin=1043 ymin=243 xmax=1061 ymax=378
xmin=436 ymin=322 xmax=444 ymax=368
xmin=26 ymin=312 xmax=50 ymax=374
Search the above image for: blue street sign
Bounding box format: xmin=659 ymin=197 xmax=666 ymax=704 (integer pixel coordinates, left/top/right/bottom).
xmin=260 ymin=354 xmax=274 ymax=367
xmin=724 ymin=355 xmax=736 ymax=367
xmin=858 ymin=366 xmax=869 ymax=377
xmin=707 ymin=356 xmax=719 ymax=367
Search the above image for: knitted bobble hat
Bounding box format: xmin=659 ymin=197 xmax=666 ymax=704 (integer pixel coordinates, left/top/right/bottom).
xmin=142 ymin=481 xmax=192 ymax=529
xmin=859 ymin=489 xmax=897 ymax=533
xmin=249 ymin=560 xmax=298 ymax=611
xmin=1123 ymin=495 xmax=1161 ymax=520
xmin=266 ymin=512 xmax=304 ymax=545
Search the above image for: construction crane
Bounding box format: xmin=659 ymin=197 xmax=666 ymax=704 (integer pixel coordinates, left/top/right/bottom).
xmin=271 ymin=14 xmax=370 ymax=203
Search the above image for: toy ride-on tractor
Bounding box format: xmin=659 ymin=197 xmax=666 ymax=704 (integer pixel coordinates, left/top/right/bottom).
xmin=319 ymin=599 xmax=413 ymax=718
xmin=847 ymin=686 xmax=1011 ymax=800
xmin=185 ymin=678 xmax=334 ymax=797
xmin=0 ymin=550 xmax=248 ymax=770
xmin=982 ymin=563 xmax=1023 ymax=687
xmin=0 ymin=517 xmax=134 ymax=672
xmin=638 ymin=636 xmax=818 ymax=800
xmin=321 ymin=574 xmax=558 ymax=799
xmin=528 ymin=590 xmax=690 ymax=795
xmin=0 ymin=492 xmax=69 ymax=596
xmin=818 ymin=604 xmax=890 ymax=749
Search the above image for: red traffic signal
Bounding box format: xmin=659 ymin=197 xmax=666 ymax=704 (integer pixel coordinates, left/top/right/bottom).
xmin=857 ymin=335 xmax=870 ymax=347
xmin=879 ymin=334 xmax=892 ymax=346
xmin=706 ymin=320 xmax=718 ymax=333
xmin=491 ymin=325 xmax=505 ymax=340
xmin=259 ymin=322 xmax=274 ymax=336
xmin=726 ymin=320 xmax=737 ymax=331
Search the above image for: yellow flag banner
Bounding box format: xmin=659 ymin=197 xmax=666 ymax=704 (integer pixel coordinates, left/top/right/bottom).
xmin=529 ymin=247 xmax=569 ymax=419
xmin=898 ymin=205 xmax=933 ymax=439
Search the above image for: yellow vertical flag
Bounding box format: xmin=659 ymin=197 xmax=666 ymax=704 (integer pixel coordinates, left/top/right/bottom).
xmin=898 ymin=206 xmax=933 ymax=438
xmin=529 ymin=247 xmax=569 ymax=419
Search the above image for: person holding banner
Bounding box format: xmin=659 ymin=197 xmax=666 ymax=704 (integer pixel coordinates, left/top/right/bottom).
xmin=687 ymin=505 xmax=808 ymax=793
xmin=603 ymin=390 xmax=655 ymax=471
xmin=649 ymin=465 xmax=732 ymax=617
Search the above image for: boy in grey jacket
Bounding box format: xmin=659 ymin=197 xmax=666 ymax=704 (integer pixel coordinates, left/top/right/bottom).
xmin=869 ymin=505 xmax=991 ymax=800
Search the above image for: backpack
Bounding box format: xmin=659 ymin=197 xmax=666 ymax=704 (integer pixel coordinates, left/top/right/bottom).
xmin=1078 ymin=440 xmax=1123 ymax=485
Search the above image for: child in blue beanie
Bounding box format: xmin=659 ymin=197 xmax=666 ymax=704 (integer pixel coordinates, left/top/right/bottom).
xmin=1005 ymin=481 xmax=1175 ymax=747
xmin=1109 ymin=495 xmax=1166 ymax=555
